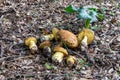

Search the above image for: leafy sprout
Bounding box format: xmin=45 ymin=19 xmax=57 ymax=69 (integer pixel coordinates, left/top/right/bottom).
xmin=45 ymin=63 xmax=57 ymax=70
xmin=64 ymin=5 xmax=78 ymax=13
xmin=77 ymin=58 xmax=86 ymax=69
xmin=64 ymin=5 xmax=104 ymax=29
xmin=118 ymin=67 xmax=120 ymax=76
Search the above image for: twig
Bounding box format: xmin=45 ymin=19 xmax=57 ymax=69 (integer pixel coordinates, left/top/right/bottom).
xmin=69 ymin=0 xmax=76 ymax=4
xmin=67 ymin=48 xmax=84 ymax=60
xmin=0 ymin=56 xmax=16 ymax=62
xmin=0 ymin=55 xmax=34 ymax=63
xmin=84 ymin=49 xmax=101 ymax=69
xmin=108 ymin=35 xmax=119 ymax=44
xmin=0 ymin=45 xmax=4 ymax=57
xmin=107 ymin=34 xmax=120 ymax=53
xmin=0 ymin=38 xmax=14 ymax=42
xmin=9 ymin=42 xmax=27 ymax=54
xmin=0 ymin=7 xmax=15 ymax=15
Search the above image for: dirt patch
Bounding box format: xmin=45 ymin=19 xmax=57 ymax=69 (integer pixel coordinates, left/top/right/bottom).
xmin=0 ymin=0 xmax=120 ymax=80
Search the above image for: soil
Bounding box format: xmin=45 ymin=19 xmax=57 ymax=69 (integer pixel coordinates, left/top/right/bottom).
xmin=0 ymin=0 xmax=120 ymax=80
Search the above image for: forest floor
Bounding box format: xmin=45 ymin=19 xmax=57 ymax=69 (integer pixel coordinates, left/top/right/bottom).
xmin=0 ymin=0 xmax=120 ymax=80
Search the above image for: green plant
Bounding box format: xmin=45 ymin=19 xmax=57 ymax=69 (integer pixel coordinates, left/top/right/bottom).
xmin=64 ymin=5 xmax=104 ymax=28
xmin=45 ymin=63 xmax=57 ymax=70
xmin=118 ymin=67 xmax=120 ymax=76
xmin=77 ymin=58 xmax=86 ymax=69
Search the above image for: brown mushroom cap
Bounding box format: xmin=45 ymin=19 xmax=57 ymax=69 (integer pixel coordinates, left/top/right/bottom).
xmin=53 ymin=46 xmax=68 ymax=56
xmin=58 ymin=30 xmax=78 ymax=48
xmin=78 ymin=29 xmax=94 ymax=45
xmin=39 ymin=40 xmax=51 ymax=49
xmin=25 ymin=37 xmax=37 ymax=46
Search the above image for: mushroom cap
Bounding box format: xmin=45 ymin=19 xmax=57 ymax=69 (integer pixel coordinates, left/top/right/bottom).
xmin=52 ymin=27 xmax=59 ymax=41
xmin=58 ymin=30 xmax=78 ymax=48
xmin=25 ymin=37 xmax=37 ymax=46
xmin=39 ymin=40 xmax=51 ymax=49
xmin=53 ymin=46 xmax=68 ymax=56
xmin=78 ymin=29 xmax=94 ymax=45
xmin=66 ymin=55 xmax=77 ymax=66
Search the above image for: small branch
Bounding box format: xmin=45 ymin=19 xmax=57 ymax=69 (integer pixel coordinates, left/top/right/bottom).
xmin=83 ymin=49 xmax=100 ymax=69
xmin=0 ymin=55 xmax=34 ymax=63
xmin=9 ymin=42 xmax=27 ymax=54
xmin=107 ymin=34 xmax=120 ymax=53
xmin=0 ymin=38 xmax=14 ymax=42
xmin=0 ymin=45 xmax=4 ymax=57
xmin=67 ymin=48 xmax=84 ymax=60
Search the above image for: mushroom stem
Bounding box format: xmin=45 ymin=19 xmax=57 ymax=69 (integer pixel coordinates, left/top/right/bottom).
xmin=25 ymin=37 xmax=37 ymax=53
xmin=66 ymin=55 xmax=76 ymax=66
xmin=39 ymin=40 xmax=52 ymax=58
xmin=29 ymin=40 xmax=38 ymax=51
xmin=81 ymin=36 xmax=88 ymax=51
xmin=52 ymin=46 xmax=68 ymax=63
xmin=52 ymin=52 xmax=64 ymax=63
xmin=41 ymin=34 xmax=54 ymax=42
xmin=52 ymin=27 xmax=59 ymax=41
xmin=40 ymin=28 xmax=59 ymax=42
xmin=43 ymin=46 xmax=52 ymax=54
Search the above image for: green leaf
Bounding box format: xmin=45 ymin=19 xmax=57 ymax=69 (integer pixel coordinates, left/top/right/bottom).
xmin=97 ymin=13 xmax=104 ymax=20
xmin=85 ymin=19 xmax=91 ymax=28
xmin=65 ymin=5 xmax=104 ymax=29
xmin=89 ymin=10 xmax=98 ymax=22
xmin=64 ymin=5 xmax=78 ymax=13
xmin=91 ymin=25 xmax=101 ymax=31
xmin=78 ymin=59 xmax=85 ymax=65
xmin=87 ymin=62 xmax=93 ymax=67
xmin=118 ymin=67 xmax=120 ymax=75
xmin=78 ymin=8 xmax=92 ymax=19
xmin=45 ymin=63 xmax=52 ymax=69
xmin=88 ymin=8 xmax=97 ymax=12
xmin=78 ymin=7 xmax=98 ymax=22
xmin=45 ymin=63 xmax=57 ymax=70
xmin=77 ymin=58 xmax=86 ymax=69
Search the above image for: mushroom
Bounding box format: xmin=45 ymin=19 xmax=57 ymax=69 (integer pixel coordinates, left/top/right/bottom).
xmin=66 ymin=55 xmax=77 ymax=66
xmin=57 ymin=30 xmax=78 ymax=48
xmin=52 ymin=46 xmax=68 ymax=63
xmin=78 ymin=28 xmax=94 ymax=51
xmin=40 ymin=28 xmax=59 ymax=42
xmin=52 ymin=27 xmax=59 ymax=41
xmin=39 ymin=40 xmax=52 ymax=58
xmin=25 ymin=37 xmax=38 ymax=53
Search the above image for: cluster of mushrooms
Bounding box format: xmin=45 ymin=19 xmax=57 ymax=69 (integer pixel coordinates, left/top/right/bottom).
xmin=24 ymin=28 xmax=94 ymax=67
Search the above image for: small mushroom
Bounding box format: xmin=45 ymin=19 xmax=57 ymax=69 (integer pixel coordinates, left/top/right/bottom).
xmin=66 ymin=55 xmax=77 ymax=66
xmin=78 ymin=28 xmax=94 ymax=51
xmin=25 ymin=37 xmax=38 ymax=53
xmin=57 ymin=30 xmax=78 ymax=48
xmin=39 ymin=40 xmax=51 ymax=49
xmin=52 ymin=27 xmax=59 ymax=41
xmin=40 ymin=28 xmax=59 ymax=42
xmin=52 ymin=46 xmax=68 ymax=63
xmin=39 ymin=40 xmax=52 ymax=58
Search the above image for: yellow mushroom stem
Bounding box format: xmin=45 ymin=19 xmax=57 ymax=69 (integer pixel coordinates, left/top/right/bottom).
xmin=52 ymin=28 xmax=59 ymax=41
xmin=66 ymin=55 xmax=76 ymax=66
xmin=29 ymin=40 xmax=38 ymax=52
xmin=41 ymin=34 xmax=54 ymax=41
xmin=52 ymin=52 xmax=64 ymax=63
xmin=40 ymin=28 xmax=59 ymax=42
xmin=81 ymin=36 xmax=88 ymax=51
